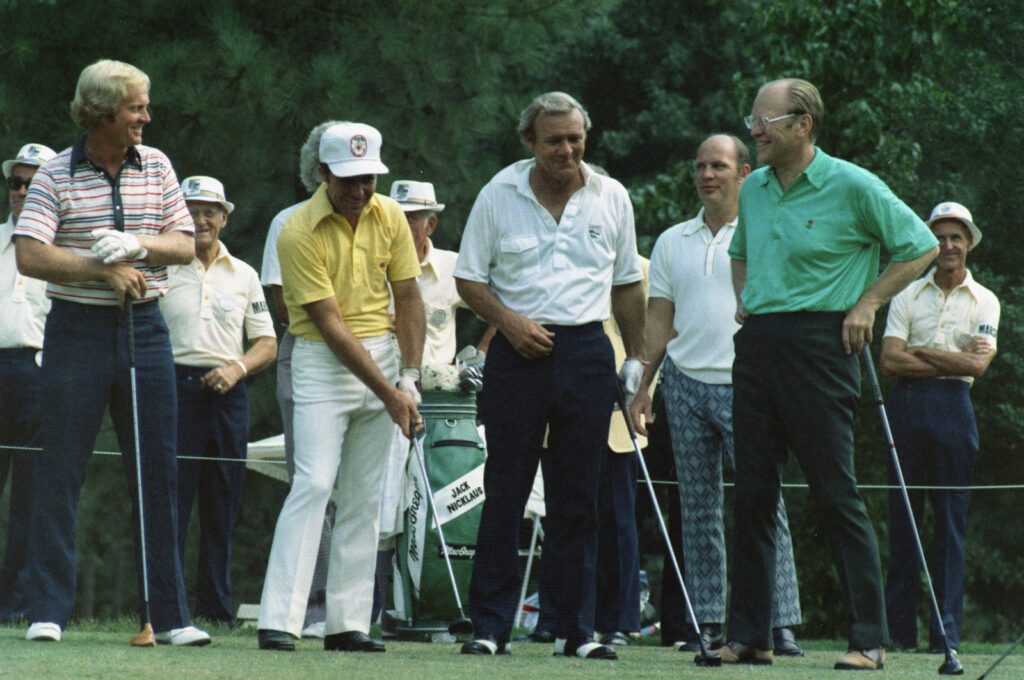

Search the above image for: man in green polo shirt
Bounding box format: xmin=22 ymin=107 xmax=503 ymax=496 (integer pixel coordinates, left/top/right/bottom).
xmin=714 ymin=79 xmax=938 ymax=671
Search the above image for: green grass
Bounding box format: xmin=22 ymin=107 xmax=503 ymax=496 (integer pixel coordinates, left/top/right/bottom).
xmin=1 ymin=621 xmax=1022 ymax=679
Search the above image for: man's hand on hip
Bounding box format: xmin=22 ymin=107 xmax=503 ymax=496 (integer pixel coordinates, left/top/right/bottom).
xmin=842 ymin=300 xmax=876 ymax=355
xmin=501 ymin=313 xmax=555 ymax=360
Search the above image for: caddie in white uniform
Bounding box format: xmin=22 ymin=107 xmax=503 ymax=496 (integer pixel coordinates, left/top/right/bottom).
xmin=161 ymin=176 xmax=277 ymax=625
xmin=0 ymin=142 xmax=55 ymax=622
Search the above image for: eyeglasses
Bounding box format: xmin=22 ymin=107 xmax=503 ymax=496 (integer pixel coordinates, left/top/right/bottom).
xmin=744 ymin=113 xmax=798 ymax=131
xmin=6 ymin=176 xmax=32 ymax=191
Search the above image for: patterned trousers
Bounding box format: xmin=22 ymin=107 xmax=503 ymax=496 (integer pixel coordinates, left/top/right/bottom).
xmin=662 ymin=360 xmax=802 ymax=626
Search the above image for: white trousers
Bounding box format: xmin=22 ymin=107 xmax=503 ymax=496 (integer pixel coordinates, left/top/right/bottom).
xmin=258 ymin=335 xmax=397 ymax=636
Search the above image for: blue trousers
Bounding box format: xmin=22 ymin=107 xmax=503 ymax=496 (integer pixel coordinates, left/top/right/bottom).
xmin=662 ymin=361 xmax=802 ymax=627
xmin=468 ymin=323 xmax=615 ymax=643
xmin=535 ymin=447 xmax=641 ymax=635
xmin=175 ymin=365 xmax=249 ymax=624
xmin=730 ymin=313 xmax=885 ymax=650
xmin=884 ymin=379 xmax=977 ymax=651
xmin=0 ymin=348 xmax=42 ymax=622
xmin=25 ymin=300 xmax=191 ymax=631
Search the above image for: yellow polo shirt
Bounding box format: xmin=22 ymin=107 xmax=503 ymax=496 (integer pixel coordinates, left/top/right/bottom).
xmin=279 ymin=186 xmax=421 ymax=341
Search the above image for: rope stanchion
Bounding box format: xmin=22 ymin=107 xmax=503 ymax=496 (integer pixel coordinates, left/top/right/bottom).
xmin=1 ymin=443 xmax=1021 ymax=490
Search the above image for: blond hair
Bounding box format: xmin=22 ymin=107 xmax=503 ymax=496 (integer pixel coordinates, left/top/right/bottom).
xmin=70 ymin=60 xmax=150 ymax=129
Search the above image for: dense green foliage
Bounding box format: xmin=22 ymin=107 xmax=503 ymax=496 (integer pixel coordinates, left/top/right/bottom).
xmin=1 ymin=0 xmax=1022 ymax=643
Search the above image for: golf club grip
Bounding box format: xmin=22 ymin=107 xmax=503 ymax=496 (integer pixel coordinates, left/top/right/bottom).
xmin=614 ymin=380 xmax=639 ymax=441
xmin=861 ymin=346 xmax=884 ymax=403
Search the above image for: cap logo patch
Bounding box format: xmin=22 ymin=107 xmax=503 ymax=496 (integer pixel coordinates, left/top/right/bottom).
xmin=188 ymin=178 xmax=201 ymax=193
xmin=350 ymin=135 xmax=368 ymax=157
xmin=396 ymin=183 xmax=409 ymax=200
xmin=25 ymin=146 xmax=40 ymax=158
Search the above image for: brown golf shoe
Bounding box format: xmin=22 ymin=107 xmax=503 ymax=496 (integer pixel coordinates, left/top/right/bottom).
xmin=835 ymin=647 xmax=885 ymax=670
xmin=709 ymin=640 xmax=773 ymax=665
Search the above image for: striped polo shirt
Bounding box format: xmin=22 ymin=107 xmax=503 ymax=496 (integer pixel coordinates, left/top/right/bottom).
xmin=14 ymin=136 xmax=194 ymax=305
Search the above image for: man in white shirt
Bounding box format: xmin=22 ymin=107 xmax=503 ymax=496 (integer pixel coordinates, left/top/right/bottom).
xmin=0 ymin=142 xmax=55 ymax=622
xmin=880 ymin=201 xmax=999 ymax=655
xmin=629 ymin=134 xmax=803 ymax=656
xmin=455 ymin=92 xmax=645 ymax=660
xmin=162 ymin=176 xmax=277 ymax=625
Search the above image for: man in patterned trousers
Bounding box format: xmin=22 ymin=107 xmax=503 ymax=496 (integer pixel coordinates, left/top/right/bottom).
xmin=629 ymin=134 xmax=803 ymax=655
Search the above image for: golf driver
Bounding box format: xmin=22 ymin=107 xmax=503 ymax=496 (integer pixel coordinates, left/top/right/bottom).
xmin=975 ymin=629 xmax=1024 ymax=679
xmin=126 ymin=303 xmax=155 ymax=648
xmin=615 ymin=383 xmax=720 ymax=668
xmin=862 ymin=347 xmax=963 ymax=676
xmin=408 ymin=417 xmax=475 ymax=636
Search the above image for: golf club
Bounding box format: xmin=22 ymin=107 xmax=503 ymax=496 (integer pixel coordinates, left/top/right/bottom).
xmin=862 ymin=347 xmax=963 ymax=676
xmin=408 ymin=418 xmax=475 ymax=636
xmin=126 ymin=302 xmax=155 ymax=648
xmin=615 ymin=383 xmax=720 ymax=668
xmin=975 ymin=629 xmax=1024 ymax=679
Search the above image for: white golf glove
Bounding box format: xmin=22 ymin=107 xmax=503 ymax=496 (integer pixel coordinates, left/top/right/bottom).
xmin=617 ymin=357 xmax=645 ymax=406
xmin=91 ymin=228 xmax=148 ymax=264
xmin=398 ymin=367 xmax=422 ymax=405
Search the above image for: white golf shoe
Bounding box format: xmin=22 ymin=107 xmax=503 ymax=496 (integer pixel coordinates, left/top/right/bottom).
xmin=26 ymin=622 xmax=62 ymax=642
xmin=155 ymin=626 xmax=212 ymax=647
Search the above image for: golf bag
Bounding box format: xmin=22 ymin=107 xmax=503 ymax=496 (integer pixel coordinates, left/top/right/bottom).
xmin=391 ymin=390 xmax=485 ymax=631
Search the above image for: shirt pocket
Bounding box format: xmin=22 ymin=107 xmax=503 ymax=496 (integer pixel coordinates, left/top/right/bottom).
xmin=498 ymin=235 xmax=540 ymax=277
xmin=213 ymin=293 xmax=247 ymax=331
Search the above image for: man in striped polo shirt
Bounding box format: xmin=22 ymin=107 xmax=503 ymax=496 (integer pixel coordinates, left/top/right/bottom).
xmin=14 ymin=59 xmax=209 ymax=646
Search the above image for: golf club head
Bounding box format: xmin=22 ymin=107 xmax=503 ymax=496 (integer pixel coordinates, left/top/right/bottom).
xmin=938 ymin=649 xmax=964 ymax=675
xmin=448 ymin=617 xmax=474 ymax=636
xmin=130 ymin=623 xmax=155 ymax=647
xmin=693 ymin=652 xmax=722 ymax=667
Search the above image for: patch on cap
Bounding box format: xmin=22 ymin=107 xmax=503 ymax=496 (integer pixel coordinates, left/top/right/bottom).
xmin=350 ymin=135 xmax=368 ymax=158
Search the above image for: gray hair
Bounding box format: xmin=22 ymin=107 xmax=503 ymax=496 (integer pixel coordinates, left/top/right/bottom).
xmin=516 ymin=91 xmax=592 ymax=140
xmin=762 ymin=78 xmax=824 ymax=142
xmin=298 ymin=120 xmax=346 ymax=193
xmin=70 ymin=59 xmax=150 ymax=130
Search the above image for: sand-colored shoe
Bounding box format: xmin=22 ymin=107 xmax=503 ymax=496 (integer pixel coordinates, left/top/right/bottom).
xmin=835 ymin=647 xmax=885 ymax=670
xmin=712 ymin=640 xmax=773 ymax=665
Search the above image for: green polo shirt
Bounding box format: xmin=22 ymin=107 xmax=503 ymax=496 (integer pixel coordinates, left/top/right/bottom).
xmin=729 ymin=147 xmax=937 ymax=315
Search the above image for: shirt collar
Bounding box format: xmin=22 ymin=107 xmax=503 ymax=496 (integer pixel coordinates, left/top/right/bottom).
xmin=511 ymin=158 xmax=601 ymax=198
xmin=758 ymin=145 xmax=830 ymax=190
xmin=69 ymin=134 xmax=143 ymax=178
xmin=308 ymin=184 xmax=382 ymax=230
xmin=681 ymin=207 xmax=738 ymax=236
xmin=921 ymin=266 xmax=982 ymax=300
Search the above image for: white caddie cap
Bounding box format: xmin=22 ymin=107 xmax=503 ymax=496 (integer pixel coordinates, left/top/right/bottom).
xmin=927 ymin=201 xmax=981 ymax=250
xmin=389 ymin=180 xmax=445 ymax=213
xmin=319 ymin=122 xmax=389 ymax=178
xmin=3 ymin=143 xmax=57 ymax=179
xmin=181 ymin=175 xmax=235 ymax=214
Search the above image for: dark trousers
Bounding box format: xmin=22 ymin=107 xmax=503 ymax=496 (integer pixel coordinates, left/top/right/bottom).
xmin=729 ymin=313 xmax=886 ymax=650
xmin=535 ymin=447 xmax=641 ymax=635
xmin=885 ymin=379 xmax=976 ymax=651
xmin=468 ymin=323 xmax=615 ymax=642
xmin=25 ymin=300 xmax=191 ymax=631
xmin=0 ymin=348 xmax=42 ymax=621
xmin=175 ymin=365 xmax=249 ymax=624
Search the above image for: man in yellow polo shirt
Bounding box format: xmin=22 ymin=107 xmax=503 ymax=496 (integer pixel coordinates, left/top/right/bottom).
xmin=257 ymin=122 xmax=425 ymax=654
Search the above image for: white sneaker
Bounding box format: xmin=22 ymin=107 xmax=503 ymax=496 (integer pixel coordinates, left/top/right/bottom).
xmin=155 ymin=626 xmax=212 ymax=647
xmin=301 ymin=621 xmax=326 ymax=639
xmin=26 ymin=622 xmax=62 ymax=642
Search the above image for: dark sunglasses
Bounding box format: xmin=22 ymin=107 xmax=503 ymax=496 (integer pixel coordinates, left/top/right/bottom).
xmin=6 ymin=176 xmax=32 ymax=191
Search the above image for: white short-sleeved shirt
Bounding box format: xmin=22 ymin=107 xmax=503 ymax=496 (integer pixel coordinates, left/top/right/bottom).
xmin=455 ymin=159 xmax=642 ymax=325
xmin=261 ymin=200 xmax=306 ymax=286
xmin=648 ymin=209 xmax=739 ymax=385
xmin=161 ymin=241 xmax=276 ymax=366
xmin=419 ymin=241 xmax=465 ymax=366
xmin=1 ymin=215 xmax=50 ymax=349
xmin=883 ymin=267 xmax=1000 ymax=385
